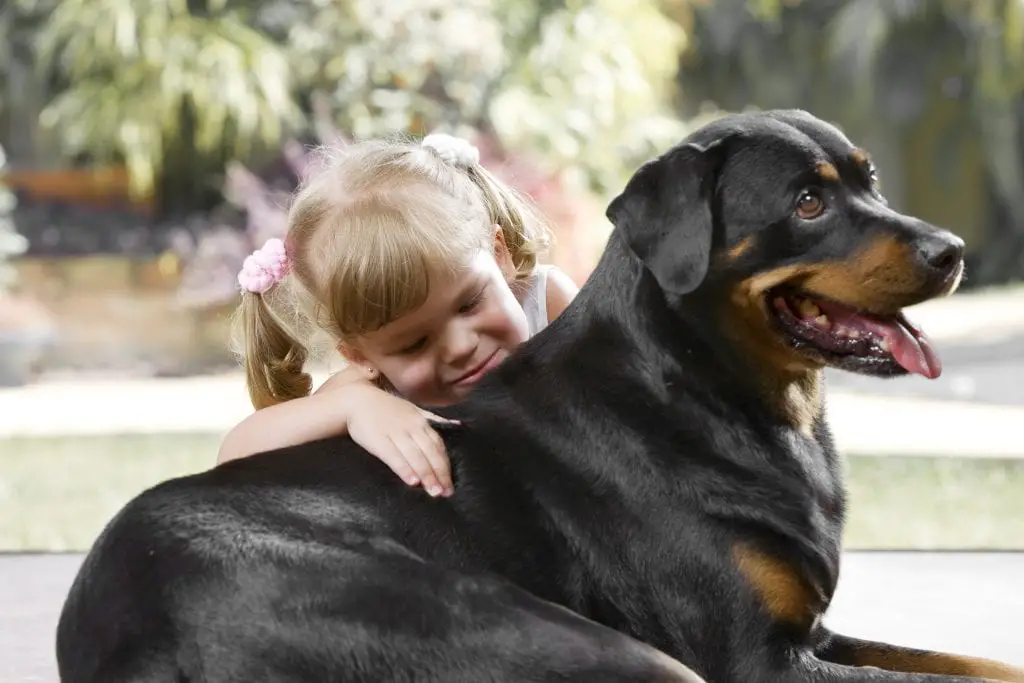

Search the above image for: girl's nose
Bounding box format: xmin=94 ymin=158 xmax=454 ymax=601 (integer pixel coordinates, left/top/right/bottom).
xmin=441 ymin=321 xmax=478 ymax=364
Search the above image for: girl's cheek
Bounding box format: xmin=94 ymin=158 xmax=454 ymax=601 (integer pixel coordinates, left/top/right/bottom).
xmin=403 ymin=360 xmax=438 ymax=395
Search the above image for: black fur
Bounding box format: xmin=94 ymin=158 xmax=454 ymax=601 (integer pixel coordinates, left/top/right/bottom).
xmin=57 ymin=111 xmax=1019 ymax=683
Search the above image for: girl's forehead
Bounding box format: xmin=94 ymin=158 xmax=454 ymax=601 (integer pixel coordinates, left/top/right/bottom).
xmin=361 ymin=251 xmax=496 ymax=346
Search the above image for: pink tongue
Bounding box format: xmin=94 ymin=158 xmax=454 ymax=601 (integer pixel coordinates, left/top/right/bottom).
xmin=823 ymin=307 xmax=942 ymax=379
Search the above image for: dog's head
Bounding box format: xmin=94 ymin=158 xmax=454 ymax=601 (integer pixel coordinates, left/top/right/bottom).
xmin=607 ymin=109 xmax=964 ymax=380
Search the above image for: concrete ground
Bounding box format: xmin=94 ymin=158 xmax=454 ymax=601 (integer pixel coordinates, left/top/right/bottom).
xmin=9 ymin=552 xmax=1023 ymax=683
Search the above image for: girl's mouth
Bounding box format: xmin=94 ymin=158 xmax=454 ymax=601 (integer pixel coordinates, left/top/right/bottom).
xmin=453 ymin=350 xmax=503 ymax=387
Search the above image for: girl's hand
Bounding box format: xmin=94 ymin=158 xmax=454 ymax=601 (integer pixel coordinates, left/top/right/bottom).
xmin=343 ymin=385 xmax=457 ymax=497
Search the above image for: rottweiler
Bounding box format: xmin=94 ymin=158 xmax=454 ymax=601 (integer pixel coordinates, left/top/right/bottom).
xmin=57 ymin=110 xmax=1024 ymax=683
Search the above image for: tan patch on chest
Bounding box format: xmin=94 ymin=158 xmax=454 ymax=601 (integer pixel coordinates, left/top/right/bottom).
xmin=732 ymin=543 xmax=822 ymax=630
xmin=782 ymin=373 xmax=822 ymax=438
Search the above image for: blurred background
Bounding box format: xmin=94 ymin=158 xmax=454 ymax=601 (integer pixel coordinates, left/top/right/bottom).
xmin=1 ymin=0 xmax=1023 ymax=554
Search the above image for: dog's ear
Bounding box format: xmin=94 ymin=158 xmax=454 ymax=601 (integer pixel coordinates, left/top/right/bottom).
xmin=606 ymin=138 xmax=727 ymax=296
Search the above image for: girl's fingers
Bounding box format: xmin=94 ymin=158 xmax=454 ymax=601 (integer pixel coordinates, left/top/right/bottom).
xmin=392 ymin=434 xmax=444 ymax=498
xmin=421 ymin=409 xmax=460 ymax=425
xmin=411 ymin=427 xmax=452 ymax=496
xmin=370 ymin=437 xmax=421 ymax=488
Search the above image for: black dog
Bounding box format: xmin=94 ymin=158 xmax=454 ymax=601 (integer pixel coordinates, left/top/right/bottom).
xmin=57 ymin=110 xmax=1024 ymax=683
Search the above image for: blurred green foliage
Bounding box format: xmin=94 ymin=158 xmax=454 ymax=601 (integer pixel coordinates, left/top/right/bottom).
xmin=681 ymin=0 xmax=1024 ymax=285
xmin=0 ymin=144 xmax=27 ymax=293
xmin=4 ymin=0 xmax=1024 ymax=285
xmin=3 ymin=0 xmax=692 ymax=206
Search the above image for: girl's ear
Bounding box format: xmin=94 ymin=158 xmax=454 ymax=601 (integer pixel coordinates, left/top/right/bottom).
xmin=337 ymin=343 xmax=378 ymax=378
xmin=492 ymin=224 xmax=515 ymax=280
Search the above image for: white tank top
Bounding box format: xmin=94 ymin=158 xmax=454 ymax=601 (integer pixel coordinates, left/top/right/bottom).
xmin=521 ymin=264 xmax=554 ymax=337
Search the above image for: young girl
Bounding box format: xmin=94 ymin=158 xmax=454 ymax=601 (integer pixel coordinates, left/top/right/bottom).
xmin=218 ymin=133 xmax=579 ymax=498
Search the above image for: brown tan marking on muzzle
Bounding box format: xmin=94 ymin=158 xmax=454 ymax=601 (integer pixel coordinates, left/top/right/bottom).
xmin=736 ymin=236 xmax=932 ymax=314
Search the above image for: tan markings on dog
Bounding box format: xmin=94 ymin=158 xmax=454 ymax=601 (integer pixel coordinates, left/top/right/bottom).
xmin=848 ymin=648 xmax=1024 ymax=682
xmin=816 ymin=162 xmax=840 ymax=182
xmin=734 ymin=236 xmax=923 ymax=318
xmin=783 ymin=373 xmax=823 ymax=438
xmin=736 ymin=264 xmax=811 ymax=303
xmin=801 ymin=236 xmax=921 ymax=312
xmin=723 ymin=235 xmax=923 ymax=434
xmin=727 ymin=271 xmax=811 ymax=376
xmin=732 ymin=544 xmax=821 ymax=630
xmin=851 ymin=148 xmax=871 ymax=168
xmin=725 ymin=236 xmax=754 ymax=261
xmin=724 ymin=264 xmax=825 ymax=434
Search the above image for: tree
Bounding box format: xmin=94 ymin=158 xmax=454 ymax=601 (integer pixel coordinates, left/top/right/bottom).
xmin=268 ymin=0 xmax=691 ymax=196
xmin=680 ymin=0 xmax=1024 ymax=286
xmin=32 ymin=0 xmax=300 ymax=208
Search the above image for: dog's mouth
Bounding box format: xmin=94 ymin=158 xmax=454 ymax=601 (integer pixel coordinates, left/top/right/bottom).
xmin=768 ymin=289 xmax=942 ymax=379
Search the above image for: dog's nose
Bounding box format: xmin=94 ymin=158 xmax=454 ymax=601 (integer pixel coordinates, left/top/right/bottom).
xmin=917 ymin=232 xmax=964 ymax=280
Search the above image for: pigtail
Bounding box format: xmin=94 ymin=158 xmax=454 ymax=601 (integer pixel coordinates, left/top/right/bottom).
xmin=467 ymin=165 xmax=552 ymax=281
xmin=236 ymin=291 xmax=312 ymax=410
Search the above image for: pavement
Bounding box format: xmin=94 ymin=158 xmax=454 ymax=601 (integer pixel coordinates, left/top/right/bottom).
xmin=7 ymin=551 xmax=1023 ymax=683
xmin=3 ymin=285 xmax=1024 ymax=458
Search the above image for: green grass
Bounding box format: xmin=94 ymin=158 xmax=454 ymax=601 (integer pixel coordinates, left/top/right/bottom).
xmin=844 ymin=456 xmax=1024 ymax=550
xmin=2 ymin=433 xmax=219 ymax=551
xmin=2 ymin=433 xmax=1023 ymax=551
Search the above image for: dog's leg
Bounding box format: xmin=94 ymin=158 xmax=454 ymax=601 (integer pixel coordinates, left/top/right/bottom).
xmin=798 ymin=661 xmax=1009 ymax=683
xmin=812 ymin=631 xmax=1024 ymax=682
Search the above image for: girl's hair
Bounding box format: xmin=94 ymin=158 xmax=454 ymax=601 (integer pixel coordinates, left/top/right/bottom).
xmin=233 ymin=135 xmax=552 ymax=410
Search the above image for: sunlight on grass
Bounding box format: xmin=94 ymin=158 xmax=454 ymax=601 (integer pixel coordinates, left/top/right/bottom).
xmin=845 ymin=456 xmax=1024 ymax=550
xmin=1 ymin=433 xmax=218 ymax=551
xmin=2 ymin=434 xmax=1023 ymax=551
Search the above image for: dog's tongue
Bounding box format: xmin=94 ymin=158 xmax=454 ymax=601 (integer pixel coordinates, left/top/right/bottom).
xmin=819 ymin=303 xmax=942 ymax=379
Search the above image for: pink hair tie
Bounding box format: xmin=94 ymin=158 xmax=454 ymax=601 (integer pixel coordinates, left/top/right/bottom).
xmin=238 ymin=238 xmax=290 ymax=294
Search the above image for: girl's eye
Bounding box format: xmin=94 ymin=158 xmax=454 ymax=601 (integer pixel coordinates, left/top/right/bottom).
xmin=795 ymin=190 xmax=825 ymax=220
xmin=459 ymin=287 xmax=486 ymax=314
xmin=398 ymin=337 xmax=427 ymax=355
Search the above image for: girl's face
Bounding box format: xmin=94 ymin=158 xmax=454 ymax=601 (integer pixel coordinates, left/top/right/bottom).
xmin=346 ymin=234 xmax=529 ymax=407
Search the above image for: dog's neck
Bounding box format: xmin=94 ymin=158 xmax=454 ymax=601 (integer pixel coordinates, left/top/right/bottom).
xmin=574 ymin=235 xmax=826 ymax=440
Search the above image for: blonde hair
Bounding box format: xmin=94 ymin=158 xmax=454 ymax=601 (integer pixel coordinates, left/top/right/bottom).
xmin=232 ymin=136 xmax=552 ymax=410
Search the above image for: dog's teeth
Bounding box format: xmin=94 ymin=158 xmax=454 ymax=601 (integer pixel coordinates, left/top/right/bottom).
xmin=878 ymin=337 xmax=890 ymax=352
xmin=813 ymin=314 xmax=831 ymax=330
xmin=798 ymin=299 xmax=821 ymax=318
xmin=848 ymin=329 xmax=861 ymax=339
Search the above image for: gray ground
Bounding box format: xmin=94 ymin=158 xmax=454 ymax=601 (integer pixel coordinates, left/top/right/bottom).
xmin=826 ymin=333 xmax=1024 ymax=405
xmin=7 ymin=552 xmax=1022 ymax=683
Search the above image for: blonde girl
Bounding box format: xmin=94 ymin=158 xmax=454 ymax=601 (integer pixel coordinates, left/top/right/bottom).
xmin=218 ymin=134 xmax=578 ymax=497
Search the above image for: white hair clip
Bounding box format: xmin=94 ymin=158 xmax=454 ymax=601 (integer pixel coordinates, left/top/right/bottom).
xmin=422 ymin=133 xmax=480 ymax=169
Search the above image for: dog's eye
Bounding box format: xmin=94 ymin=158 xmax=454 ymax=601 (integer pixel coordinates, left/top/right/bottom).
xmin=795 ymin=190 xmax=825 ymax=220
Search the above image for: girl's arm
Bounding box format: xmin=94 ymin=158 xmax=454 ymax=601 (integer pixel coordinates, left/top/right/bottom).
xmin=217 ymin=368 xmax=454 ymax=496
xmin=217 ymin=366 xmax=366 ymax=465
